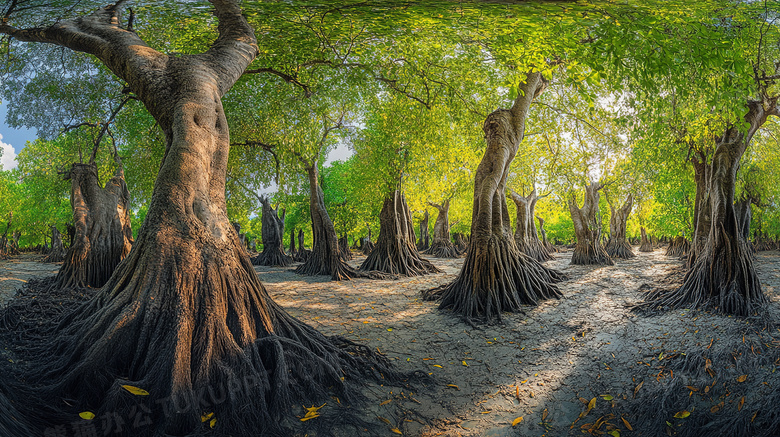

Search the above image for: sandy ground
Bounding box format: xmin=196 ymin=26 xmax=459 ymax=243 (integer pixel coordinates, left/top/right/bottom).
xmin=1 ymin=248 xmax=779 ymax=436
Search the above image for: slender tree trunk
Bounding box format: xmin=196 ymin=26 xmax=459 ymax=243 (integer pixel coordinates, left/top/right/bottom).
xmin=417 ymin=210 xmax=430 ymax=251
xmin=0 ymin=4 xmax=395 ymax=435
xmin=665 ymin=236 xmax=691 ymax=257
xmin=426 ymin=199 xmax=459 ymax=258
xmin=639 ymin=227 xmax=653 ymax=252
xmin=338 ymin=234 xmax=353 ymax=260
xmin=537 ymin=216 xmax=555 ymax=253
xmin=569 ymin=182 xmax=613 ymax=265
xmin=604 ymin=194 xmax=635 ymax=259
xmin=53 ymin=163 xmax=133 ymax=288
xmin=423 ymin=72 xmax=564 ymax=323
xmin=252 ymin=197 xmax=292 ymax=266
xmin=361 ymin=226 xmax=374 ymax=255
xmin=360 ymin=191 xmax=440 ymax=276
xmin=644 ymin=100 xmax=773 ymax=315
xmin=43 ymin=225 xmax=66 ymax=263
xmin=288 ymin=228 xmax=297 ymax=258
xmin=509 ymin=189 xmax=553 ymax=262
xmin=294 ymin=165 xmax=360 ymax=280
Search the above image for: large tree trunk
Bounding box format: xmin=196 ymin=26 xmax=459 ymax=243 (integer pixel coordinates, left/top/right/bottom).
xmin=569 ymin=182 xmax=614 ymax=265
xmin=426 ymin=199 xmax=460 ymax=258
xmin=423 ymin=72 xmax=564 ymax=323
xmin=604 ymin=194 xmax=635 ymax=259
xmin=417 ymin=210 xmax=430 ymax=251
xmin=295 ymin=227 xmax=312 ymax=262
xmin=0 ymin=4 xmax=394 ymax=435
xmin=43 ymin=225 xmax=66 ymax=263
xmin=252 ymin=197 xmax=292 ymax=266
xmin=734 ymin=198 xmax=756 ymax=255
xmin=509 ymin=189 xmax=553 ymax=262
xmin=644 ymin=101 xmax=773 ymax=316
xmin=360 ymin=191 xmax=440 ymax=276
xmin=53 ymin=162 xmax=133 ymax=288
xmin=689 ymin=153 xmax=711 ymax=265
xmin=294 ymin=165 xmax=360 ymax=280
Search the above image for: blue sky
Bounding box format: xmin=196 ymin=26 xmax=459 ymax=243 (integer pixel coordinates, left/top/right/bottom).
xmin=0 ymin=102 xmax=36 ymax=170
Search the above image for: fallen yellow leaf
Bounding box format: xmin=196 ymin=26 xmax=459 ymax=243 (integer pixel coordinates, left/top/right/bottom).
xmin=390 ymin=428 xmax=402 ymax=435
xmin=380 ymin=400 xmax=392 ymax=406
xmin=79 ymin=412 xmax=95 ymax=420
xmin=446 ymin=384 xmax=459 ymax=390
xmin=600 ymin=394 xmax=613 ymax=400
xmin=122 ymin=385 xmax=149 ymax=396
xmin=542 ymin=408 xmax=549 ymax=421
xmin=209 ymin=418 xmax=216 ymax=428
xmin=738 ymin=397 xmax=745 ymax=411
xmin=674 ymin=411 xmax=690 ymax=419
xmin=201 ymin=412 xmax=214 ymax=423
xmin=621 ymin=416 xmax=633 ymax=431
xmin=588 ymin=397 xmax=596 ymax=412
xmin=462 ymin=361 xmax=468 ymax=366
xmin=737 ymin=375 xmax=747 ymax=383
xmin=432 ymin=364 xmax=443 ymax=368
xmin=512 ymin=416 xmax=523 ymax=426
xmin=633 ymin=381 xmax=644 ymax=398
xmin=377 ymin=416 xmax=391 ymax=425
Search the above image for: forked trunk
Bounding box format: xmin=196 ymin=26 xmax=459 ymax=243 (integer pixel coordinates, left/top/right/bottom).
xmin=295 ymin=227 xmax=311 ymax=262
xmin=43 ymin=225 xmax=66 ymax=263
xmin=604 ymin=194 xmax=635 ymax=259
xmin=426 ymin=199 xmax=459 ymax=258
xmin=2 ymin=4 xmax=395 ymax=435
xmin=509 ymin=189 xmax=553 ymax=262
xmin=423 ymin=72 xmax=564 ymax=323
xmin=53 ymin=162 xmax=133 ymax=288
xmin=360 ymin=191 xmax=440 ymax=276
xmin=294 ymin=165 xmax=360 ymax=280
xmin=639 ymin=227 xmax=653 ymax=252
xmin=417 ymin=210 xmax=430 ymax=251
xmin=569 ymin=182 xmax=613 ymax=265
xmin=252 ymin=197 xmax=292 ymax=266
xmin=644 ymin=101 xmax=773 ymax=315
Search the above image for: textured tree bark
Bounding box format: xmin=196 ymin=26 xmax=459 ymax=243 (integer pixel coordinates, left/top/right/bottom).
xmin=426 ymin=199 xmax=460 ymax=258
xmin=639 ymin=227 xmax=653 ymax=252
xmin=53 ymin=163 xmax=133 ymax=288
xmin=509 ymin=189 xmax=553 ymax=262
xmin=537 ymin=216 xmax=555 ymax=253
xmin=294 ymin=165 xmax=360 ymax=280
xmin=288 ymin=228 xmax=297 ymax=258
xmin=569 ymin=182 xmax=613 ymax=265
xmin=604 ymin=194 xmax=635 ymax=259
xmin=338 ymin=234 xmax=353 ymax=260
xmin=423 ymin=72 xmax=564 ymax=323
xmin=361 ymin=226 xmax=375 ymax=255
xmin=665 ymin=236 xmax=690 ymax=257
xmin=644 ymin=100 xmax=773 ymax=315
xmin=295 ymin=227 xmax=312 ymax=261
xmin=734 ymin=198 xmax=755 ymax=254
xmin=0 ymin=3 xmax=395 ymax=435
xmin=43 ymin=225 xmax=66 ymax=263
xmin=251 ymin=197 xmax=292 ymax=266
xmin=689 ymin=153 xmax=711 ymax=265
xmin=417 ymin=210 xmax=430 ymax=251
xmin=360 ymin=191 xmax=440 ymax=276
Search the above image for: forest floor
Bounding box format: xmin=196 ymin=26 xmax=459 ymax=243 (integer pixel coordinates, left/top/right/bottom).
xmin=1 ymin=249 xmax=779 ymax=437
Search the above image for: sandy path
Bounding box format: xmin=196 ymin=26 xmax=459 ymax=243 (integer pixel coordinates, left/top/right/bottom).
xmin=2 ymin=249 xmax=778 ymax=436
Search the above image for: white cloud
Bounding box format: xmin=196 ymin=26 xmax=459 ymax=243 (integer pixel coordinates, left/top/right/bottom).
xmin=0 ymin=133 xmax=17 ymax=170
